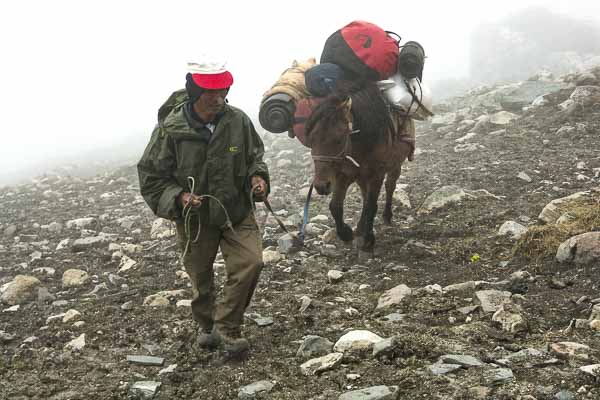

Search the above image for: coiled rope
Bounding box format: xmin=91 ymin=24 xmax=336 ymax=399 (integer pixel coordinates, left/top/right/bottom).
xmin=181 ymin=176 xmax=236 ymax=261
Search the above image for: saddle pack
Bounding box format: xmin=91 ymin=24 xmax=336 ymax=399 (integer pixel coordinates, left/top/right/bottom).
xmin=320 ymin=20 xmax=401 ymax=81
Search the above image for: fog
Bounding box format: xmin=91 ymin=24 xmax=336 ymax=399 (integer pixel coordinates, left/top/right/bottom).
xmin=1 ymin=0 xmax=599 ymax=185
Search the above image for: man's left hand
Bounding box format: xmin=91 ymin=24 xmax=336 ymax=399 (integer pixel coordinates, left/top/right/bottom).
xmin=251 ymin=175 xmax=267 ymax=200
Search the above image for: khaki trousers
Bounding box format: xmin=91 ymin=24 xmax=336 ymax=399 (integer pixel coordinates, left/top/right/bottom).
xmin=176 ymin=213 xmax=263 ymax=333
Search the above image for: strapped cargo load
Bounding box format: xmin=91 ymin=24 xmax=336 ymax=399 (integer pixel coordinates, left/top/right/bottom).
xmin=320 ymin=20 xmax=400 ymax=81
xmin=259 ymin=58 xmax=316 ymax=134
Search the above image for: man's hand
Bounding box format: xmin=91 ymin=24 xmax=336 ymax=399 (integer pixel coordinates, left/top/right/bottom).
xmin=251 ymin=175 xmax=267 ymax=200
xmin=178 ymin=192 xmax=202 ymax=208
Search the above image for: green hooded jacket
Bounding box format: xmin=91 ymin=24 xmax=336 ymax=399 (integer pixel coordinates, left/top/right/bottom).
xmin=137 ymin=89 xmax=270 ymax=228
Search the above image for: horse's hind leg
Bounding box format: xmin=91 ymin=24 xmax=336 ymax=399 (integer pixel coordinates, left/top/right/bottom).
xmin=330 ymin=175 xmax=353 ymax=242
xmin=355 ymin=180 xmax=367 ymax=238
xmin=383 ymin=167 xmax=401 ymax=225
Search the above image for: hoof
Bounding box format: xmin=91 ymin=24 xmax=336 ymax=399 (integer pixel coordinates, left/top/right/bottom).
xmin=358 ymin=248 xmax=374 ymax=261
xmin=383 ymin=209 xmax=393 ymax=225
xmin=337 ymin=224 xmax=354 ymax=242
xmin=360 ymin=232 xmax=375 ymax=252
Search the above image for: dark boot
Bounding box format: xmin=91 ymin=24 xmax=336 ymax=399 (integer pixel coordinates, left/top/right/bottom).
xmin=196 ymin=327 xmax=220 ymax=350
xmin=213 ymin=328 xmax=249 ymax=354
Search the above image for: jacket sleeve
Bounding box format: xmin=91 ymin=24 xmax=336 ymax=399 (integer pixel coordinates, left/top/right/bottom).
xmin=137 ymin=126 xmax=183 ymax=220
xmin=245 ymin=119 xmax=270 ymax=198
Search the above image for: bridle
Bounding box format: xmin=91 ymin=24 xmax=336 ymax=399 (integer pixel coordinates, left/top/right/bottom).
xmin=311 ymin=129 xmax=361 ymax=167
xmin=309 ymin=97 xmax=361 ymax=168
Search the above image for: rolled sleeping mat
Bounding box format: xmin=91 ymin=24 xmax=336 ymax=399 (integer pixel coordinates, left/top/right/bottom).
xmin=259 ymin=92 xmax=296 ymax=134
xmin=398 ymin=41 xmax=425 ymax=81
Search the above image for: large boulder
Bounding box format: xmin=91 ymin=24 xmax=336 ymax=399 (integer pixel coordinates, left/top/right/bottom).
xmin=1 ymin=275 xmax=42 ymax=305
xmin=556 ymin=232 xmax=600 ymax=265
xmin=538 ymin=191 xmax=591 ymax=224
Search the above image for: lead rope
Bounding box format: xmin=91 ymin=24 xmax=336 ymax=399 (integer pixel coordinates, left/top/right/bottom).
xmin=298 ymin=183 xmax=314 ymax=243
xmin=181 ymin=176 xmax=237 ymax=262
xmin=251 ymin=182 xmax=292 ymax=235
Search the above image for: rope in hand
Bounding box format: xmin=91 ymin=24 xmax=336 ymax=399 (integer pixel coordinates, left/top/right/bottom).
xmin=181 ymin=176 xmax=237 ymax=262
xmin=251 ymin=181 xmax=305 ymax=248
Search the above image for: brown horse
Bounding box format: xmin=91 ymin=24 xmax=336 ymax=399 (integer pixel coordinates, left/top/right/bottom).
xmin=304 ymin=82 xmax=415 ymax=252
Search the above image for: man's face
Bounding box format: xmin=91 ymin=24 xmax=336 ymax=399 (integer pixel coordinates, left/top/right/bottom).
xmin=197 ymin=88 xmax=229 ymax=115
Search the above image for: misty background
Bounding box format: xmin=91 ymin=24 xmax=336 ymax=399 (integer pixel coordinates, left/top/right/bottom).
xmin=1 ymin=0 xmax=599 ymax=186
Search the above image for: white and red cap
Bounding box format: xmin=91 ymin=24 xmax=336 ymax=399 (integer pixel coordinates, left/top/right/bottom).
xmin=186 ymin=59 xmax=234 ymax=90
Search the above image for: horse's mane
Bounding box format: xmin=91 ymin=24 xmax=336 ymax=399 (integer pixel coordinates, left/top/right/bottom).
xmin=305 ymin=81 xmax=394 ymax=146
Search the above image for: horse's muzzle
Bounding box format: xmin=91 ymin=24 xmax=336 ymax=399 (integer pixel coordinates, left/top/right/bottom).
xmin=314 ymin=182 xmax=331 ymax=195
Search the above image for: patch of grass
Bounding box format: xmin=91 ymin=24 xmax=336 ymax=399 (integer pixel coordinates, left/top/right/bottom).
xmin=513 ymin=194 xmax=600 ymax=264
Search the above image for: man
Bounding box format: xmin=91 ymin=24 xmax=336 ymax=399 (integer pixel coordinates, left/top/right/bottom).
xmin=137 ymin=59 xmax=269 ymax=355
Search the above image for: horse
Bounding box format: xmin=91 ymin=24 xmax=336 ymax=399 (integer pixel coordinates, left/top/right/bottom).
xmin=304 ymin=82 xmax=415 ymax=252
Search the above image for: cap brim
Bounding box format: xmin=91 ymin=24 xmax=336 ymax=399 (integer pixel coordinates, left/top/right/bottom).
xmin=191 ymin=71 xmax=234 ymax=89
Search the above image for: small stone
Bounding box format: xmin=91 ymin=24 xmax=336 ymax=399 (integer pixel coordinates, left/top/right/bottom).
xmin=333 ymin=330 xmax=383 ymax=353
xmin=428 ymin=363 xmax=462 ymax=375
xmin=439 ymin=354 xmax=484 ymax=367
xmin=517 ymin=172 xmax=532 ymax=182
xmin=339 ymin=386 xmax=399 ymax=400
xmin=380 ymin=313 xmax=406 ymax=322
xmin=246 ymin=313 xmax=274 ymax=327
xmin=176 ymin=299 xmax=191 ymax=308
xmin=296 ymin=335 xmax=334 ymax=359
xmin=484 ymin=368 xmax=514 ymax=384
xmin=554 ymin=390 xmax=574 ymax=400
xmin=498 ymin=221 xmax=527 ymax=239
xmin=62 ymin=269 xmax=89 ymax=288
xmin=376 ymin=284 xmax=412 ymax=309
xmin=0 ymin=330 xmax=16 ymax=343
xmin=492 ymin=303 xmax=527 ymax=334
xmin=130 ymin=381 xmax=161 ymax=399
xmin=127 ymin=355 xmax=165 ymax=366
xmin=310 ymin=215 xmax=329 ymax=224
xmin=579 ymin=364 xmax=600 ymax=377
xmin=327 ymin=270 xmax=344 ymax=283
xmin=158 ymin=364 xmax=177 ymax=375
xmin=550 ymin=342 xmax=590 ymax=361
xmin=238 ymin=380 xmax=275 ymax=399
xmin=62 ymin=309 xmax=82 ymax=323
xmin=475 ymin=290 xmax=511 ymax=313
xmin=346 ymin=374 xmax=361 ymax=381
xmin=65 ymin=334 xmax=86 ymax=351
xmin=118 ymin=256 xmax=137 ymax=273
xmin=300 ymin=352 xmax=343 ymax=375
xmin=262 ymin=249 xmax=281 ymax=264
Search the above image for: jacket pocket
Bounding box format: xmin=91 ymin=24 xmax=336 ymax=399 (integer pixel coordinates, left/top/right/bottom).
xmin=175 ymin=140 xmax=207 ymax=170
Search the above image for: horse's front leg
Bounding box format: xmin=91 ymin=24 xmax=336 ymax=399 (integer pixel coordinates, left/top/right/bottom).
xmin=383 ymin=167 xmax=401 ymax=225
xmin=329 ymin=175 xmax=353 ymax=242
xmin=358 ymin=175 xmax=385 ymax=251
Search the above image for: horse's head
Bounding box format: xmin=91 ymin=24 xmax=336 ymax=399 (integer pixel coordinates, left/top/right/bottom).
xmin=305 ymin=96 xmax=356 ymax=195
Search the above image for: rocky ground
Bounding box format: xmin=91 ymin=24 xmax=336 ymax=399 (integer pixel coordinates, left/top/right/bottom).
xmin=1 ymin=68 xmax=600 ymax=400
